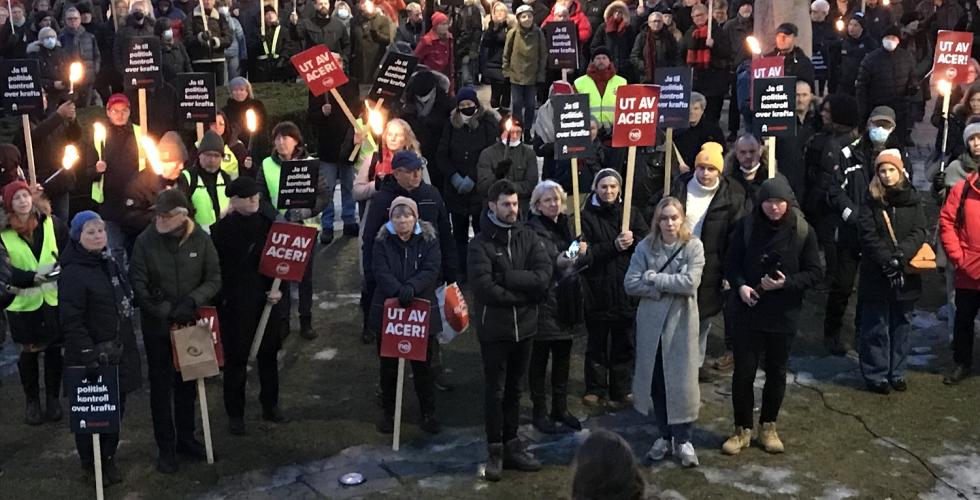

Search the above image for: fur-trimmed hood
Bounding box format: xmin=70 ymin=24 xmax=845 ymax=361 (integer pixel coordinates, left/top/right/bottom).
xmin=0 ymin=191 xmax=52 ymax=231
xmin=603 ymin=0 xmax=631 ymax=23
xmin=450 ymin=105 xmax=499 ymax=129
xmin=375 ymin=219 xmax=437 ymax=242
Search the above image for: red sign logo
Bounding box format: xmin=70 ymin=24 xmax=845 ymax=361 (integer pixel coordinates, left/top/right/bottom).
xmin=380 ymin=298 xmax=431 ymax=362
xmin=290 ymin=45 xmax=349 ymax=96
xmin=933 ymin=31 xmax=974 ymax=85
xmin=259 ymin=222 xmax=318 ymax=282
xmin=612 ymin=85 xmax=660 ymax=148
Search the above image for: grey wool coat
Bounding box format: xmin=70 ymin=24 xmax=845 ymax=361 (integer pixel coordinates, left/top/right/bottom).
xmin=624 ymin=235 xmax=704 ymax=425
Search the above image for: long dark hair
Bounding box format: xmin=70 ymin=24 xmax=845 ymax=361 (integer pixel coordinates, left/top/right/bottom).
xmin=571 ymin=430 xmax=645 ymax=500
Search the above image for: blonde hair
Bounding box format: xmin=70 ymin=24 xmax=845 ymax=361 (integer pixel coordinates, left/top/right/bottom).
xmin=530 ymin=180 xmax=568 ymax=215
xmin=650 ymin=197 xmax=692 ymax=245
xmin=384 ymin=118 xmax=422 ymax=156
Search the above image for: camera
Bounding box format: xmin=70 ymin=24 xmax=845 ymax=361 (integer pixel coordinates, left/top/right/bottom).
xmin=759 ymin=253 xmax=782 ymax=279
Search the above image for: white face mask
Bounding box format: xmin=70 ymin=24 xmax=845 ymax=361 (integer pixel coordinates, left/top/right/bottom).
xmin=882 ymin=37 xmax=898 ymax=52
xmin=163 ymin=29 xmax=174 ymax=40
xmin=336 ymin=7 xmax=350 ymax=19
xmin=507 ymin=138 xmax=522 ymax=147
xmin=218 ymin=6 xmax=230 ymax=15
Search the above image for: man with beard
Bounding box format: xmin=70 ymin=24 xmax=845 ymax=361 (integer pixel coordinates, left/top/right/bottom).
xmin=290 ymin=0 xmax=350 ymax=67
xmin=573 ymin=48 xmax=626 ymax=134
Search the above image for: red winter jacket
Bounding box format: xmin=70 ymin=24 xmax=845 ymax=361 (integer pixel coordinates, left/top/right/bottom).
xmin=940 ymin=172 xmax=980 ymax=289
xmin=415 ymin=31 xmax=455 ymax=91
xmin=542 ymin=0 xmax=592 ymax=45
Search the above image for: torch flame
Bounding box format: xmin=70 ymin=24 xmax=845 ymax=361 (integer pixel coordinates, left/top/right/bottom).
xmin=93 ymin=122 xmax=106 ymax=146
xmin=746 ymin=36 xmax=761 ymax=55
xmin=505 ymin=118 xmax=513 ymax=131
xmin=835 ymin=18 xmax=844 ymax=31
xmin=69 ymin=62 xmax=83 ymax=83
xmin=141 ymin=136 xmax=163 ymax=175
xmin=62 ymin=145 xmax=79 ymax=170
xmin=367 ymin=102 xmax=385 ymax=136
xmin=938 ymin=79 xmax=953 ymax=97
xmin=882 ymin=0 xmax=889 ymax=6
xmin=245 ymin=108 xmax=258 ymax=133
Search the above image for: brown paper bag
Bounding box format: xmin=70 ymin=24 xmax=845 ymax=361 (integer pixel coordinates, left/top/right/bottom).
xmin=171 ymin=324 xmax=220 ymax=382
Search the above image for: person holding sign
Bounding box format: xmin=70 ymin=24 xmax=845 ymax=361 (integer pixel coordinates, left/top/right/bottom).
xmin=573 ymin=48 xmax=626 ymax=132
xmin=579 ymin=169 xmax=648 ymax=410
xmin=180 ymin=130 xmax=236 ymax=233
xmin=468 ymin=179 xmax=553 ymax=482
xmin=120 ymin=131 xmax=190 ymax=237
xmin=369 ymin=196 xmax=442 ymax=434
xmin=476 ymin=117 xmax=539 ymax=214
xmin=1 ymin=181 xmax=69 ymax=426
xmin=60 ymin=211 xmax=141 ymax=486
xmin=211 ymin=176 xmax=286 ymax=435
xmin=183 ymin=0 xmax=232 ymax=84
xmin=722 ymin=177 xmax=823 ymax=455
xmin=157 ymin=18 xmax=194 ymax=81
xmin=128 ymin=189 xmax=221 ymax=474
xmin=112 ymin=1 xmax=154 ymax=71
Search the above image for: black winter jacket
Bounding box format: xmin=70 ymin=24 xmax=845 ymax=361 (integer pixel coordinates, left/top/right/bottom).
xmin=479 ymin=20 xmax=510 ymax=84
xmin=291 ymin=13 xmax=351 ymax=65
xmin=59 ymin=240 xmax=142 ymax=394
xmin=369 ymin=221 xmax=443 ymax=336
xmin=829 ymin=32 xmax=877 ymax=95
xmin=629 ymin=27 xmax=680 ymax=83
xmin=855 ymin=47 xmax=917 ymax=122
xmin=857 ymin=183 xmax=927 ymax=302
xmin=527 ymin=213 xmax=586 ymax=341
xmin=467 ymin=210 xmax=553 ymax=342
xmin=436 ymin=108 xmax=500 ymax=215
xmin=764 ymin=46 xmax=815 ymax=87
xmin=308 ymin=82 xmax=360 ymax=164
xmin=580 ymin=195 xmax=649 ymax=321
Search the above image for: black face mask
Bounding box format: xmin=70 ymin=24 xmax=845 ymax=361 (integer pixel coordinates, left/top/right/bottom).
xmin=459 ymin=106 xmax=477 ymax=116
xmin=132 ymin=11 xmax=145 ymax=22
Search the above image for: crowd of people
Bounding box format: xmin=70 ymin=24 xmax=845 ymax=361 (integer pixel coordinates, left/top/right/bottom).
xmin=1 ymin=0 xmax=979 ymax=491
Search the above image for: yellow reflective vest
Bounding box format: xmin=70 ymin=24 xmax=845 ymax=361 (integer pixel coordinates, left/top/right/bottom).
xmin=92 ymin=124 xmax=144 ymax=204
xmin=573 ymin=74 xmax=627 ymax=129
xmin=1 ymin=217 xmax=58 ymax=312
xmin=183 ymin=169 xmax=231 ymax=232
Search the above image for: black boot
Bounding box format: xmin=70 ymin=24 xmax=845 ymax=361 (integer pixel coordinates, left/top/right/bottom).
xmin=262 ymin=406 xmax=290 ymax=423
xmin=228 ymin=416 xmax=246 ymax=435
xmin=102 ymin=457 xmax=123 ymax=485
xmin=943 ymin=364 xmax=971 ymax=385
xmin=503 ymin=438 xmax=542 ymax=471
xmin=343 ymin=223 xmax=359 ymax=237
xmin=156 ymin=450 xmax=177 ymax=474
xmin=484 ymin=443 xmax=503 ymax=482
xmin=24 ymin=398 xmax=42 ymax=426
xmin=376 ymin=414 xmax=394 ymax=434
xmin=299 ymin=317 xmax=317 ymax=340
xmin=420 ymin=414 xmax=441 ymax=434
xmin=532 ymin=405 xmax=558 ymax=434
xmin=176 ymin=438 xmax=207 ymax=461
xmin=361 ymin=327 xmax=375 ymax=344
xmin=45 ymin=395 xmax=62 ymax=422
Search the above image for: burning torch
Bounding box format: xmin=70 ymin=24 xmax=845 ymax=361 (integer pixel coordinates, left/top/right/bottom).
xmin=245 ymin=108 xmax=258 ymax=152
xmin=836 ymin=17 xmax=845 ymax=32
xmin=746 ymin=36 xmax=761 ymax=57
xmin=93 ymin=122 xmax=106 ymax=161
xmin=141 ymin=136 xmax=164 ymax=175
xmin=68 ymin=61 xmax=83 ymax=95
xmin=44 ymin=144 xmax=78 ymax=184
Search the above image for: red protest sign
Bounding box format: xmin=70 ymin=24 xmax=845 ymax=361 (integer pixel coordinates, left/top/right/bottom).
xmin=290 ymin=45 xmax=348 ymax=96
xmin=612 ymin=85 xmax=661 ymax=148
xmin=380 ymin=298 xmax=431 ymax=362
xmin=933 ymin=31 xmax=974 ymax=84
xmin=259 ymin=222 xmax=318 ymax=281
xmin=750 ymin=56 xmax=784 ymax=107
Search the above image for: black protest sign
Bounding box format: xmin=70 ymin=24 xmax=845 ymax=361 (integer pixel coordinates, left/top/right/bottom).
xmin=655 ymin=67 xmax=692 ymax=130
xmin=545 ymin=21 xmax=579 ymax=70
xmin=278 ymin=159 xmax=320 ymax=210
xmin=369 ymin=52 xmax=418 ymax=105
xmin=65 ymin=366 xmax=121 ymax=434
xmin=1 ymin=59 xmax=43 ymax=116
xmin=123 ymin=37 xmax=162 ymax=91
xmin=175 ymin=72 xmax=216 ymax=124
xmin=752 ymin=77 xmax=797 ymax=137
xmin=553 ymin=94 xmax=592 ymax=159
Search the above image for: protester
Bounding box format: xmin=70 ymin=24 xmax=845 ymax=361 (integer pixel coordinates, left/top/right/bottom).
xmin=113 ymin=0 xmax=154 ymax=71
xmin=630 ymin=11 xmax=680 ymax=84
xmin=157 ymin=17 xmax=193 ymax=81
xmin=395 ymin=2 xmax=424 ymax=50
xmin=673 ymin=92 xmax=726 ymax=171
xmin=503 ymin=5 xmax=546 ymax=141
xmin=121 ymin=131 xmax=189 ymax=237
xmin=29 ymin=98 xmax=79 ymax=222
xmin=684 ymin=4 xmax=728 ymax=125
xmin=810 ymin=0 xmax=833 ymax=95
xmin=469 ymin=179 xmax=552 ymax=482
xmin=400 ymin=70 xmax=454 ymax=190
xmin=855 ymin=26 xmax=916 ymax=144
xmin=856 ymin=150 xmax=926 ymax=394
xmin=218 ymin=0 xmax=245 ymax=80
xmin=0 ymin=3 xmax=31 ymax=59
xmin=719 ymin=0 xmax=753 ymax=141
xmin=204 ymin=110 xmax=250 ymax=177
xmin=27 ymin=26 xmax=70 ymax=106
xmin=723 ymin=177 xmax=823 ymax=455
xmin=542 ymin=0 xmax=591 ymax=49
xmin=352 ymin=0 xmax=393 ymax=84
xmin=436 ymin=87 xmax=499 ymax=279
xmin=59 ymin=6 xmax=99 ymax=105
xmin=291 ymin=0 xmax=351 ymax=65
xmin=2 ymin=181 xmax=68 ymax=425
xmin=829 ymin=13 xmax=877 ymax=95
xmin=526 ymin=180 xmax=587 ymax=434
xmin=764 ymin=22 xmax=814 ymax=86
xmin=591 ymin=1 xmax=636 ymax=83
xmin=574 ymin=48 xmax=627 ymax=133
xmin=370 ymin=196 xmax=442 ymax=434
xmin=480 ymin=2 xmax=513 ymax=112
xmin=625 ymin=196 xmax=705 ymax=467
xmin=580 ymin=168 xmax=649 ymax=409
xmin=570 ymin=429 xmax=646 ymax=500
xmin=128 ymin=189 xmax=220 ymax=474
xmin=415 ymin=12 xmax=455 ymax=92
xmin=223 ymin=77 xmax=268 ymax=149
xmin=251 ymin=6 xmax=294 ymax=82
xmin=211 ymin=176 xmax=285 ymax=435
xmin=182 ymin=130 xmax=236 ymax=233
xmin=60 ymin=211 xmax=139 ymax=485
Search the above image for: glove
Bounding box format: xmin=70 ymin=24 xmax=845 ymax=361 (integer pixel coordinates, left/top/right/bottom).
xmin=210 ymin=37 xmax=221 ymax=49
xmin=397 ymin=285 xmax=415 ymax=307
xmin=932 ymin=169 xmax=947 ymax=200
xmin=642 ymin=270 xmax=657 ymax=283
xmin=462 ymin=55 xmax=471 ymax=64
xmin=493 ymin=159 xmax=513 ymax=179
xmin=197 ymin=32 xmax=209 ymax=44
xmin=458 ymin=176 xmax=476 ymax=194
xmin=170 ymin=297 xmax=197 ymax=325
xmin=287 ymin=208 xmax=313 ymax=221
xmin=450 ymin=173 xmax=465 ymax=192
xmin=883 ymin=258 xmax=905 ymax=289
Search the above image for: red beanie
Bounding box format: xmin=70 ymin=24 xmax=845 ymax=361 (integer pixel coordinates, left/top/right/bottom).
xmin=3 ymin=181 xmax=31 ymax=214
xmin=431 ymin=11 xmax=448 ymax=28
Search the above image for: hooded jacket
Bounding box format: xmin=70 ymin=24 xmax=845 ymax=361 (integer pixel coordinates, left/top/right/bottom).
xmin=542 ymin=0 xmax=592 ymax=44
xmin=467 ymin=209 xmax=553 ymax=342
xmin=857 ymin=180 xmax=927 ymax=302
xmin=941 ymin=172 xmax=980 ymax=289
xmin=503 ymin=22 xmax=547 ymax=85
xmin=590 ymin=1 xmax=636 ymax=82
xmin=368 ymin=220 xmax=443 ymax=336
xmin=436 ymin=105 xmax=500 ymax=214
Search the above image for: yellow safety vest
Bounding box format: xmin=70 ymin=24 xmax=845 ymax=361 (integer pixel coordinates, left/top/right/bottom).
xmin=354 ymin=117 xmax=379 ymax=168
xmin=92 ymin=124 xmax=144 ymax=204
xmin=193 ymin=140 xmax=239 ymax=176
xmin=261 ymin=156 xmax=321 ymax=229
xmin=573 ymin=74 xmax=627 ymax=129
xmin=258 ymin=25 xmax=281 ymax=59
xmin=183 ymin=169 xmax=230 ymax=232
xmin=1 ymin=217 xmax=58 ymax=312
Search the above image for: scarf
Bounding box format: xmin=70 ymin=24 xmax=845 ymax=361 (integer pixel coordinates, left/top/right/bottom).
xmin=685 ymin=25 xmax=711 ymax=70
xmin=643 ymin=30 xmax=658 ymax=82
xmin=586 ymin=63 xmax=616 ymax=96
xmin=373 ymin=148 xmax=395 ymax=179
xmin=101 ymin=247 xmax=135 ymax=320
xmin=488 ymin=211 xmax=513 ymax=228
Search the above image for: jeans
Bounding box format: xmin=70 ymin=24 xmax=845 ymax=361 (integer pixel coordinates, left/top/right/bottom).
xmin=450 ymin=207 xmax=481 ymax=279
xmin=143 ymin=330 xmax=197 ymax=453
xmin=510 ymin=84 xmax=537 ymax=139
xmin=824 ymin=240 xmax=861 ymax=341
xmin=76 ymin=393 xmax=127 ymax=464
xmin=731 ymin=329 xmax=792 ymax=429
xmin=953 ymin=288 xmax=980 ymax=367
xmin=528 ymin=338 xmax=572 ymax=417
xmin=858 ymin=299 xmax=911 ymax=384
xmin=584 ymin=318 xmax=634 ymax=401
xmin=319 ymin=161 xmax=356 ymax=231
xmin=652 ymin=341 xmax=692 ymax=443
xmin=480 ymin=338 xmax=533 ymax=444
xmin=226 ymin=55 xmax=240 ymax=81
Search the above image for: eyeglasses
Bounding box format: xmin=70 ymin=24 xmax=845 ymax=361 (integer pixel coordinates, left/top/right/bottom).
xmin=66 ymin=16 xmax=80 ymax=20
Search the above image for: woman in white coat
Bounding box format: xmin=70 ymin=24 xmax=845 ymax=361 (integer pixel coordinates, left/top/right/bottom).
xmin=624 ymin=196 xmax=705 ymax=467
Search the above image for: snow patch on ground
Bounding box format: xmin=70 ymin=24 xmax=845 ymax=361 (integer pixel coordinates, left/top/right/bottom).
xmin=814 ymin=484 xmax=860 ymax=500
xmin=700 ymin=465 xmax=800 ymax=496
xmin=313 ymin=348 xmax=338 ymax=361
xmin=920 ymin=452 xmax=980 ymax=500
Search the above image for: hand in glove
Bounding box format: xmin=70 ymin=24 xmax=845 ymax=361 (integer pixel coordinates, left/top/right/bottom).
xmin=170 ymin=297 xmax=198 ymax=325
xmin=493 ymin=159 xmax=513 ymax=179
xmin=397 ymin=285 xmax=415 ymax=307
xmin=642 ymin=270 xmax=657 ymax=283
xmin=883 ymin=258 xmax=905 ymax=289
xmin=197 ymin=32 xmax=209 ymax=44
xmin=459 ymin=176 xmax=476 ymax=194
xmin=932 ymin=169 xmax=947 ymax=200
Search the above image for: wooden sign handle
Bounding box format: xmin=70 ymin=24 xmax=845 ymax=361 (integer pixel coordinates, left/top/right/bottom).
xmin=196 ymin=122 xmax=205 ymax=142
xmin=621 ymin=146 xmax=637 ymax=233
xmin=571 ymin=157 xmax=581 ymax=236
xmin=197 ymin=378 xmax=214 ymax=464
xmin=138 ymin=88 xmax=148 ymax=171
xmin=392 ymin=357 xmax=405 ymax=451
xmin=22 ymin=114 xmax=36 ymax=186
xmin=767 ymin=136 xmax=776 ymax=179
xmin=663 ymin=127 xmax=673 ymax=197
xmin=93 ymin=435 xmax=104 ymax=500
xmin=250 ymin=278 xmax=281 ymax=361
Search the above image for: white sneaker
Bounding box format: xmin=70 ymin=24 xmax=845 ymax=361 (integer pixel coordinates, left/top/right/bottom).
xmin=646 ymin=437 xmax=672 ymax=461
xmin=674 ymin=441 xmax=699 ymax=467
